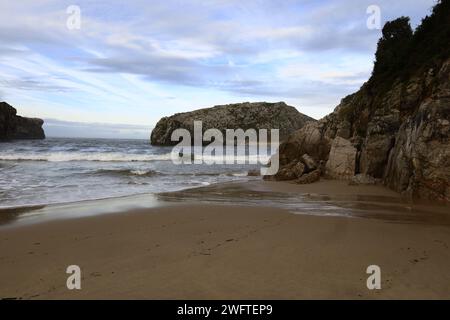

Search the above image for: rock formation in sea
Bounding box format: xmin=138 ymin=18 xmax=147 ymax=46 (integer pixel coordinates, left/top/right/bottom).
xmin=150 ymin=101 xmax=315 ymax=146
xmin=0 ymin=102 xmax=45 ymax=141
xmin=267 ymin=1 xmax=450 ymax=202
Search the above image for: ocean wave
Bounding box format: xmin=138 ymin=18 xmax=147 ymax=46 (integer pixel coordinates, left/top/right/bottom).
xmin=0 ymin=152 xmax=272 ymax=163
xmin=172 ymin=171 xmax=251 ymax=177
xmin=86 ymin=168 xmax=252 ymax=178
xmin=0 ymin=152 xmax=173 ymax=162
xmin=194 ymin=154 xmax=271 ymax=164
xmin=92 ymin=169 xmax=160 ymax=177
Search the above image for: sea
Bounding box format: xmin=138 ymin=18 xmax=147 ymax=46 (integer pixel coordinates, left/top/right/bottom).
xmin=0 ymin=138 xmax=266 ymax=209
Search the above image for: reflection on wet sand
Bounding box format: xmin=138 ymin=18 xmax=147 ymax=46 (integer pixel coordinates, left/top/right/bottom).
xmin=0 ymin=205 xmax=45 ymax=225
xmin=0 ymin=193 xmax=163 ymax=227
xmin=1 ymin=179 xmax=449 ymax=227
xmin=157 ymin=180 xmax=450 ymax=226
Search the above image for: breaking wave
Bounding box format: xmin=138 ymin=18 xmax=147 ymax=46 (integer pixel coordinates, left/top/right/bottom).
xmin=92 ymin=169 xmax=161 ymax=177
xmin=0 ymin=152 xmax=173 ymax=162
xmin=0 ymin=152 xmax=272 ymax=164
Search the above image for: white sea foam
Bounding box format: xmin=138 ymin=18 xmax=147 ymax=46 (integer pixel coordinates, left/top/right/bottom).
xmin=193 ymin=154 xmax=271 ymax=164
xmin=130 ymin=169 xmax=154 ymax=176
xmin=0 ymin=152 xmax=173 ymax=162
xmin=0 ymin=138 xmax=261 ymax=210
xmin=0 ymin=152 xmax=272 ymax=163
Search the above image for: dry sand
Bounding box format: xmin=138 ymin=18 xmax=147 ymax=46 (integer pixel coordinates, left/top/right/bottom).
xmin=1 ymin=180 xmax=449 ymax=299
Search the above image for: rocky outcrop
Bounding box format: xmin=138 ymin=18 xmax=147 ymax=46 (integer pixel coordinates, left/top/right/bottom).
xmin=264 ymin=152 xmax=322 ymax=184
xmin=268 ymin=3 xmax=450 ymax=202
xmin=0 ymin=102 xmax=45 ymax=141
xmin=150 ymin=102 xmax=315 ymax=146
xmin=383 ymin=66 xmax=450 ymax=200
xmin=277 ymin=121 xmax=332 ymax=166
xmin=270 ymin=60 xmax=450 ymax=201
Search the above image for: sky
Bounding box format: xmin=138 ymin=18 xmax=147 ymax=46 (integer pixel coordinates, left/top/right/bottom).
xmin=0 ymin=0 xmax=438 ymax=138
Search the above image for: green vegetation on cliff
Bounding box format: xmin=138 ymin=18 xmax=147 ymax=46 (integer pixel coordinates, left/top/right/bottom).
xmin=370 ymin=0 xmax=450 ymax=90
xmin=338 ymin=0 xmax=450 ymax=135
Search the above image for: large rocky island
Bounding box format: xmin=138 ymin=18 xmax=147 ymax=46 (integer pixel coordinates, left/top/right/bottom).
xmin=268 ymin=2 xmax=450 ymax=202
xmin=0 ymin=101 xmax=45 ymax=141
xmin=150 ymin=102 xmax=314 ymax=145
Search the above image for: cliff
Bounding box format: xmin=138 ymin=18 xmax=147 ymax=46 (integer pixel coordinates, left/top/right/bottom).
xmin=150 ymin=102 xmax=315 ymax=146
xmin=268 ymin=1 xmax=450 ymax=202
xmin=0 ymin=102 xmax=45 ymax=141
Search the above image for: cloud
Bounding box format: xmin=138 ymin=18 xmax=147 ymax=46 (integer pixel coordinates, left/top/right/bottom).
xmin=0 ymin=77 xmax=72 ymax=92
xmin=0 ymin=0 xmax=439 ymax=129
xmin=85 ymin=54 xmax=213 ymax=85
xmin=44 ymin=118 xmax=152 ymax=139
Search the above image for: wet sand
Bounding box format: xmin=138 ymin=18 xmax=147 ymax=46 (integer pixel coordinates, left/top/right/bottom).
xmin=1 ymin=180 xmax=450 ymax=299
xmin=159 ymin=180 xmax=450 ymax=226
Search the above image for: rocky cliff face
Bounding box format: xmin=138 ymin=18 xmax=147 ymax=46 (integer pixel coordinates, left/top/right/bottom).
xmin=272 ymin=60 xmax=449 ymax=201
xmin=269 ymin=2 xmax=450 ymax=202
xmin=383 ymin=61 xmax=450 ymax=201
xmin=0 ymin=102 xmax=45 ymax=141
xmin=151 ymin=102 xmax=314 ymax=146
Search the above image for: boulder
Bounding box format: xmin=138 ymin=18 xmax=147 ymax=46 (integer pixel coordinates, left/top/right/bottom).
xmin=300 ymin=154 xmax=317 ymax=173
xmin=325 ymin=137 xmax=357 ymax=179
xmin=273 ymin=161 xmax=305 ymax=181
xmin=291 ymin=162 xmax=306 ymax=178
xmin=277 ymin=120 xmax=332 ymax=166
xmin=296 ymin=170 xmax=321 ymax=184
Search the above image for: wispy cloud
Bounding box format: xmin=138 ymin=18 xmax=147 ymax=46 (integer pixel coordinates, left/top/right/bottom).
xmin=0 ymin=0 xmax=438 ymax=135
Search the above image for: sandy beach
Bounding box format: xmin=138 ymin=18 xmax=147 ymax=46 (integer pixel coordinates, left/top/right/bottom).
xmin=1 ymin=0 xmax=449 ymax=304
xmin=1 ymin=180 xmax=449 ymax=300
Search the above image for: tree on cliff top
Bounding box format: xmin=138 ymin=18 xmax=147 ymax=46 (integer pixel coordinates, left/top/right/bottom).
xmin=407 ymin=0 xmax=450 ymax=71
xmin=371 ymin=17 xmax=413 ymax=85
xmin=369 ymin=0 xmax=450 ymax=89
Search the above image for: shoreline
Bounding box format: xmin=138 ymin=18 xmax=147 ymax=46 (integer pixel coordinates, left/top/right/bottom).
xmin=1 ymin=179 xmax=450 ymax=299
xmin=2 ymin=178 xmax=449 ymax=228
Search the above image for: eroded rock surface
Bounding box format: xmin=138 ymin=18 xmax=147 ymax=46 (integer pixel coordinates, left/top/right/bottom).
xmin=150 ymin=102 xmax=314 ymax=146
